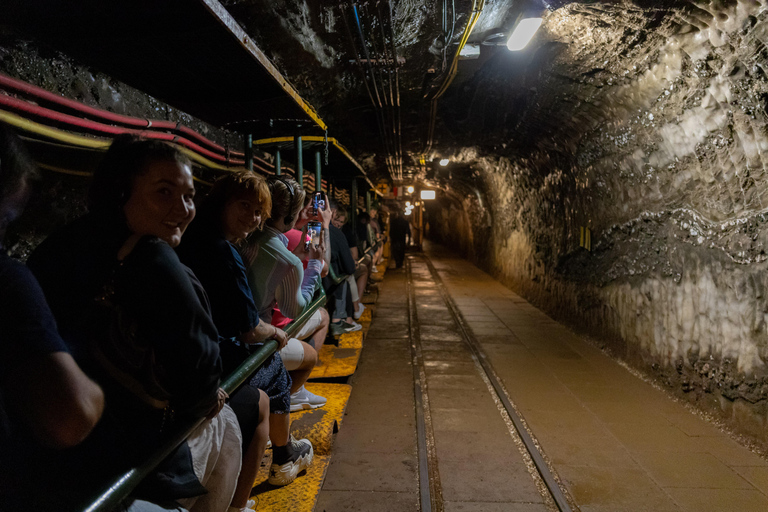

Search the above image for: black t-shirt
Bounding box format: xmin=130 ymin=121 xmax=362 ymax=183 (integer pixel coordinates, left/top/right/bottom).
xmin=0 ymin=253 xmax=69 ymax=501
xmin=329 ymin=225 xmax=356 ymax=276
xmin=341 ymin=222 xmax=358 ymax=250
xmin=177 ymin=219 xmax=260 ymax=340
xmin=27 ymin=215 xmax=221 ymax=503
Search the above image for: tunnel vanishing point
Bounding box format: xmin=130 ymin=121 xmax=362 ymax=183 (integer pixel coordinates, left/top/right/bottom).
xmin=4 ymin=0 xmax=768 ymax=451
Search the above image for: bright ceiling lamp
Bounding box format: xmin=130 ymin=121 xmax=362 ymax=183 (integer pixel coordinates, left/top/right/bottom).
xmin=421 ymin=190 xmax=436 ymax=200
xmin=506 ymin=18 xmax=543 ymax=51
xmin=439 ymin=158 xmax=450 ymax=166
xmin=407 ymin=185 xmax=415 ymax=193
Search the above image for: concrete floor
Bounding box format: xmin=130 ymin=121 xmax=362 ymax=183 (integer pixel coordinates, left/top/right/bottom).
xmin=317 ymin=244 xmax=768 ymax=512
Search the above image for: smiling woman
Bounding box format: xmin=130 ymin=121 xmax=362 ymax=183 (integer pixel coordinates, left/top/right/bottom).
xmin=123 ymin=159 xmax=196 ymax=248
xmin=26 ymin=136 xmax=245 ymax=511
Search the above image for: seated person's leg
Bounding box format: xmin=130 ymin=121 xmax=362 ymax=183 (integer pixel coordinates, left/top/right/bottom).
xmin=179 ymin=405 xmax=242 ymax=512
xmin=228 ymin=388 xmax=269 ymax=511
xmin=280 ymin=338 xmax=326 ymax=412
xmin=292 ymin=308 xmax=330 ymax=353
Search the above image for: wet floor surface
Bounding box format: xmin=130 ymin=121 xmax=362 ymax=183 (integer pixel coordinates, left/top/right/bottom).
xmin=317 ymin=244 xmax=768 ymax=512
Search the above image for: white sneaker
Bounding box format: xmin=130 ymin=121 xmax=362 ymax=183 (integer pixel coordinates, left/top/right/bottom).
xmin=268 ymin=435 xmax=313 ymax=486
xmin=370 ymin=265 xmax=379 ymax=273
xmin=290 ymin=385 xmax=327 ymax=412
xmin=354 ymin=303 xmax=366 ymax=320
xmin=345 ymin=320 xmax=363 ymax=332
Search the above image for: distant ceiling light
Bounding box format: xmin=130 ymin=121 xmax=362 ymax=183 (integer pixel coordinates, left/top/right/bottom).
xmin=421 ymin=190 xmax=436 ymax=200
xmin=459 ymin=44 xmax=481 ymax=60
xmin=405 ymin=201 xmax=411 ymax=206
xmin=405 ymin=210 xmax=412 ymax=216
xmin=407 ymin=186 xmax=415 ymax=193
xmin=439 ymin=159 xmax=450 ymax=166
xmin=506 ymin=18 xmax=543 ymax=51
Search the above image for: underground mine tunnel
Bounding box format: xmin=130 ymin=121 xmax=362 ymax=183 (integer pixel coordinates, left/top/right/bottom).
xmin=3 ymin=0 xmax=768 ymax=511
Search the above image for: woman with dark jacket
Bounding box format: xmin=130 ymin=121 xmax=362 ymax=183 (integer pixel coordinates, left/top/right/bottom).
xmin=28 ymin=135 xmax=241 ymax=511
xmin=178 ymin=171 xmax=312 ymax=490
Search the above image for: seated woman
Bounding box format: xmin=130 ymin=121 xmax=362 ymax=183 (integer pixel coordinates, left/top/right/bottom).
xmin=277 ymin=191 xmax=334 ymax=353
xmin=243 ymin=177 xmax=327 ymax=416
xmin=0 ymin=125 xmax=106 ymax=510
xmin=28 ymin=135 xmax=242 ymax=512
xmin=177 ymin=171 xmax=313 ymax=489
xmin=334 ymin=205 xmax=370 ymax=319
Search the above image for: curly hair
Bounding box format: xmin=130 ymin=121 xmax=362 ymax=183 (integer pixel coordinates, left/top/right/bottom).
xmin=200 ymin=170 xmax=272 ymax=230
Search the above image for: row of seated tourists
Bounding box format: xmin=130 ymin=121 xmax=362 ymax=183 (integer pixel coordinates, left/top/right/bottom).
xmin=0 ymin=129 xmax=339 ymax=512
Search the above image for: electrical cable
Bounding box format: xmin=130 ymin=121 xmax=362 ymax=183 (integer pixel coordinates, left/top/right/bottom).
xmin=0 ymin=72 xmax=243 ymax=157
xmin=0 ymin=108 xmax=244 ymax=173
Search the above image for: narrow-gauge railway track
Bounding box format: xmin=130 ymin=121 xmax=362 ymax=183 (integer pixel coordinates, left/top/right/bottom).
xmin=406 ymin=252 xmax=576 ymax=512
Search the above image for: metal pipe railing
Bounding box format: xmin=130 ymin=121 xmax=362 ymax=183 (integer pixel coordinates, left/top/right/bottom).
xmin=81 ymin=289 xmax=327 ymax=512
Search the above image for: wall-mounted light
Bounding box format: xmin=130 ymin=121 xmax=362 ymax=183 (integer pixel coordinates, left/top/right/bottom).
xmin=506 ymin=18 xmax=542 ymax=51
xmin=420 ymin=190 xmax=436 ymax=200
xmin=439 ymin=158 xmax=450 ymax=166
xmin=407 ymin=185 xmax=415 ymax=193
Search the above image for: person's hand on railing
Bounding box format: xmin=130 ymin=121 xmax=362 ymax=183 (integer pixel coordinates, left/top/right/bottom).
xmin=206 ymin=388 xmax=229 ymax=420
xmin=271 ymin=324 xmax=289 ymax=350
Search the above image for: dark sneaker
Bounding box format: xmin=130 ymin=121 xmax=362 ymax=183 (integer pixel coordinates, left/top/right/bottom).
xmin=268 ymin=435 xmax=313 ymax=486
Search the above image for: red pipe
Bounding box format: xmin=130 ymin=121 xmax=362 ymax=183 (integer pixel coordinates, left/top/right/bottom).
xmin=0 ymin=93 xmax=246 ymax=166
xmin=0 ymin=72 xmax=246 ymax=158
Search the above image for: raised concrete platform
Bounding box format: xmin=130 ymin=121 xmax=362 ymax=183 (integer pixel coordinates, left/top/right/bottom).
xmin=319 ymin=244 xmax=768 ymax=512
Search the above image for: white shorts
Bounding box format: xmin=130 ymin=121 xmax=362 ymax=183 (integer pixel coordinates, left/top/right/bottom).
xmin=293 ymin=308 xmax=325 ymax=341
xmin=279 ymin=337 xmax=305 ymax=371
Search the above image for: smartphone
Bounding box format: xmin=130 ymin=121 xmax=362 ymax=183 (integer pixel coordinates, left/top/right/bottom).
xmin=305 ymin=221 xmax=322 ymax=251
xmin=312 ymin=191 xmax=326 ymax=216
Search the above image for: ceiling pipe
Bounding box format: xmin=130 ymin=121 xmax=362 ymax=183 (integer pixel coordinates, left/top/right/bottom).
xmin=423 ymin=0 xmax=486 ymax=156
xmin=342 ymin=1 xmax=403 ymax=181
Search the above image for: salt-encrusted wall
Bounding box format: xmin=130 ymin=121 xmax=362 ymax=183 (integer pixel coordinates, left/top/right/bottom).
xmin=429 ymin=0 xmax=768 ymax=446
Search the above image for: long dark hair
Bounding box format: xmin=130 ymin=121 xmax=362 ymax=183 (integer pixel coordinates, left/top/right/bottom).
xmin=88 ymin=135 xmax=191 ymax=224
xmin=0 ymin=124 xmax=39 ymax=203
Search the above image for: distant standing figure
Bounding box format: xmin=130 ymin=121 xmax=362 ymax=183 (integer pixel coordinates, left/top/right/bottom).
xmin=390 ymin=210 xmax=411 ymax=269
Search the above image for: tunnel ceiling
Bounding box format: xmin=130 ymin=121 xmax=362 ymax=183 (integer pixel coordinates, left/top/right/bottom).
xmin=215 ymin=0 xmax=723 ymax=186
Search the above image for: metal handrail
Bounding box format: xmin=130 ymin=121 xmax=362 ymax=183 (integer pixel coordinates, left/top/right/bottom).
xmin=356 ymin=239 xmax=381 ymax=267
xmin=81 ymin=289 xmax=327 ymax=512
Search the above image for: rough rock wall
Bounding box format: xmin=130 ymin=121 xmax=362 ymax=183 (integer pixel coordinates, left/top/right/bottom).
xmin=431 ymin=0 xmax=768 ymax=446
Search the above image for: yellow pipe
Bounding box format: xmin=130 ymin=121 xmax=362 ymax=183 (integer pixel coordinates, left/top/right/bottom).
xmin=424 ymin=0 xmax=485 ymax=156
xmin=0 ymin=108 xmax=243 ymax=173
xmin=433 ymin=0 xmax=485 ymax=101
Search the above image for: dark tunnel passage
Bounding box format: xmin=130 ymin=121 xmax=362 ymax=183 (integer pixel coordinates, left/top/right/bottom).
xmin=4 ymin=0 xmax=768 ymax=472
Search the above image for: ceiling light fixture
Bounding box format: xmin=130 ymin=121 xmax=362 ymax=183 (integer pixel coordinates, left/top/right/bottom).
xmin=407 ymin=186 xmax=415 ymax=193
xmin=439 ymin=158 xmax=450 ymax=166
xmin=506 ymin=18 xmax=542 ymax=51
xmin=420 ymin=190 xmax=436 ymax=200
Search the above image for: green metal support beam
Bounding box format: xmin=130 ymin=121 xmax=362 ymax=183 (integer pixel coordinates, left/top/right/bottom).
xmin=295 ymin=134 xmax=303 ymax=187
xmin=274 ymin=148 xmax=281 ymax=176
xmin=244 ymin=133 xmax=253 ymax=172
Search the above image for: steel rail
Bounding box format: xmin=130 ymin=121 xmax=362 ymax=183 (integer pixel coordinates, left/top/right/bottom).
xmin=80 ymin=290 xmax=327 ymax=512
xmin=406 ymin=257 xmax=443 ymax=512
xmin=421 ymin=256 xmax=574 ymax=512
